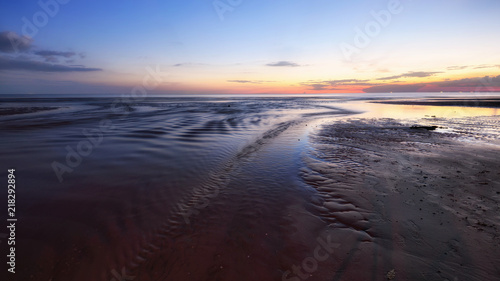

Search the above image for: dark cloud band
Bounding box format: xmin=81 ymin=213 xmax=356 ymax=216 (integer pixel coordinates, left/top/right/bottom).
xmin=0 ymin=56 xmax=101 ymax=72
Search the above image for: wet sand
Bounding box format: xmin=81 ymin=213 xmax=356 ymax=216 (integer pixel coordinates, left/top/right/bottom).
xmin=302 ymin=118 xmax=500 ymax=280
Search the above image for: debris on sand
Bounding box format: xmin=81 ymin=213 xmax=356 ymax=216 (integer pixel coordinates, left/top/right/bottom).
xmin=410 ymin=125 xmax=438 ymax=130
xmin=386 ymin=269 xmax=396 ymax=280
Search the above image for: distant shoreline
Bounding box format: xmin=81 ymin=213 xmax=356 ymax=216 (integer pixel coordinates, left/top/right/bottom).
xmin=372 ymin=98 xmax=500 ymax=108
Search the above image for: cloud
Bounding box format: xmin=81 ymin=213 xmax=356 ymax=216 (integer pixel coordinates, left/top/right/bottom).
xmin=362 ymin=75 xmax=500 ymax=93
xmin=0 ymin=31 xmax=32 ymax=53
xmin=473 ymin=64 xmax=500 ymax=69
xmin=301 ymin=78 xmax=377 ymax=91
xmin=34 ymin=50 xmax=78 ymax=62
xmin=435 ymin=75 xmax=500 ymax=88
xmin=34 ymin=50 xmax=76 ymax=58
xmin=310 ymin=83 xmax=335 ymax=91
xmin=324 ymin=79 xmax=372 ymax=86
xmin=44 ymin=56 xmax=59 ymax=63
xmin=0 ymin=56 xmax=102 ymax=72
xmin=227 ymin=79 xmax=275 ymax=84
xmin=448 ymin=64 xmax=500 ymax=70
xmin=377 ymin=71 xmax=441 ymax=80
xmin=447 ymin=65 xmax=469 ymax=71
xmin=0 ymin=30 xmax=100 ymax=73
xmin=228 ymin=80 xmax=260 ymax=84
xmin=299 ymin=81 xmax=332 ymax=91
xmin=363 ymin=83 xmax=425 ymax=93
xmin=266 ymin=61 xmax=300 ymax=67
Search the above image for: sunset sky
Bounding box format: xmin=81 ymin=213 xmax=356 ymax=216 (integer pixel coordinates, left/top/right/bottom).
xmin=1 ymin=0 xmax=500 ymax=95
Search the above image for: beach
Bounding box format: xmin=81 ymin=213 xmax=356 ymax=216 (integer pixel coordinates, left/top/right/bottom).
xmin=302 ymin=117 xmax=500 ymax=280
xmin=2 ymin=0 xmax=500 ymax=279
xmin=0 ymin=95 xmax=499 ymax=281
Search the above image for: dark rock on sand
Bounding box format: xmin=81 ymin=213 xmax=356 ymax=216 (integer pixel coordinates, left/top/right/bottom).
xmin=410 ymin=125 xmax=438 ymax=130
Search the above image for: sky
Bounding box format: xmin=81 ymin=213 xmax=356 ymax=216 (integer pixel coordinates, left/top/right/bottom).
xmin=0 ymin=0 xmax=500 ymax=95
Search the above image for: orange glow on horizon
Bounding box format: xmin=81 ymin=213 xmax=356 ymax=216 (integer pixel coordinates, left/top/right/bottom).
xmin=101 ymin=68 xmax=500 ymax=95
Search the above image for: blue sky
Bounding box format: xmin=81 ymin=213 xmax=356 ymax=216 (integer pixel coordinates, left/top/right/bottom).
xmin=1 ymin=0 xmax=500 ymax=94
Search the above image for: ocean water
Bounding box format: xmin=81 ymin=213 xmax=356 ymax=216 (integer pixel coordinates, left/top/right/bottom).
xmin=0 ymin=95 xmax=499 ymax=280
